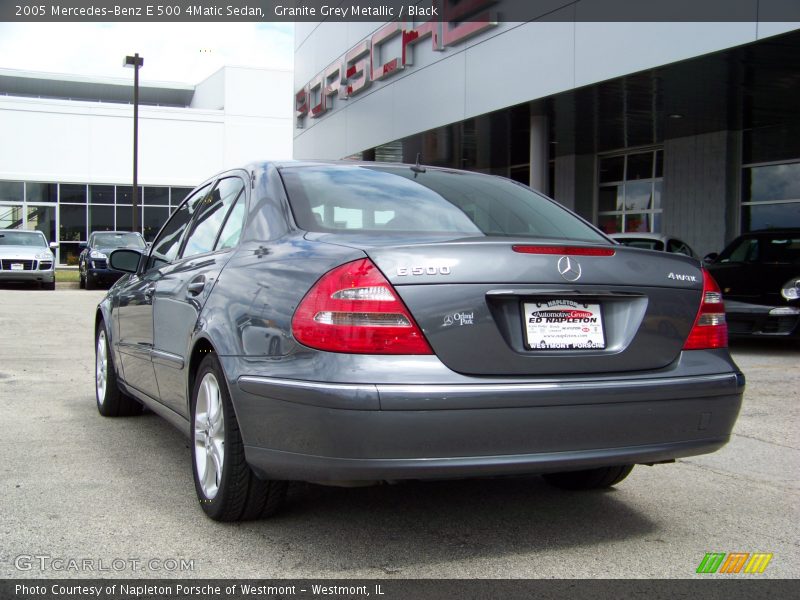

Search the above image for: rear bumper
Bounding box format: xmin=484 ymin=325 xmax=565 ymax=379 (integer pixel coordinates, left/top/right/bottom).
xmin=234 ymin=371 xmax=744 ymax=482
xmin=725 ymin=300 xmax=800 ymax=337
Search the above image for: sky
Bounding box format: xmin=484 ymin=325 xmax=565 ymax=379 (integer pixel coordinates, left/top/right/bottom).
xmin=0 ymin=22 xmax=294 ymax=84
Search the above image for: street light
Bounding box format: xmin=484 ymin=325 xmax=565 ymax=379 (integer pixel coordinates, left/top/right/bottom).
xmin=123 ymin=53 xmax=144 ymax=233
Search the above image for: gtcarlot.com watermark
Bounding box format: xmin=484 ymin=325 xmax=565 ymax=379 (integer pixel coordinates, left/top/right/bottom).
xmin=14 ymin=554 xmax=195 ymax=573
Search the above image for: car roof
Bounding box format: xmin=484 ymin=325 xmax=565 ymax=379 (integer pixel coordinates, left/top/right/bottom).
xmin=611 ymin=233 xmax=668 ymax=241
xmin=738 ymin=228 xmax=800 ymax=238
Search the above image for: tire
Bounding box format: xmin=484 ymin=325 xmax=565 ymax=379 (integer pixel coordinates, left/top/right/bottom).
xmin=542 ymin=465 xmax=634 ymax=490
xmin=86 ymin=276 xmax=96 ymax=291
xmin=79 ymin=273 xmax=86 ymax=289
xmin=95 ymin=321 xmax=142 ymax=417
xmin=191 ymin=353 xmax=287 ymax=521
xmin=41 ymin=281 xmax=55 ymax=290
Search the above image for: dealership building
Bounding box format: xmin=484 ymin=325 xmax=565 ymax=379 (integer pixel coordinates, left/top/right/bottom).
xmin=293 ymin=15 xmax=800 ymax=257
xmin=0 ymin=65 xmax=292 ymax=265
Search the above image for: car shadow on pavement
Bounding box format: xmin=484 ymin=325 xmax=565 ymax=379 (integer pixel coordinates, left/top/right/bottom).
xmin=255 ymin=478 xmax=658 ymax=571
xmin=88 ymin=407 xmax=659 ymax=574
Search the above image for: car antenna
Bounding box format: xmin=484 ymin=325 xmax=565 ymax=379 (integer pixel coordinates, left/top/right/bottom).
xmin=410 ymin=153 xmax=426 ymax=176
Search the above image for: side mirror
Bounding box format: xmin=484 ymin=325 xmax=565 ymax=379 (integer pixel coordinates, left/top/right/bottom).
xmin=79 ymin=243 xmax=88 ymax=251
xmin=49 ymin=242 xmax=58 ymax=249
xmin=703 ymin=252 xmax=719 ymax=264
xmin=109 ymin=248 xmax=143 ymax=274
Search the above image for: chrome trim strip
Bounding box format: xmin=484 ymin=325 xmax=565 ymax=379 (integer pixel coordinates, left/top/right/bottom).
xmin=151 ymin=349 xmax=185 ymax=370
xmin=238 ymin=372 xmax=738 ymax=396
xmin=377 ymin=373 xmax=737 ymax=395
xmin=238 ymin=376 xmax=376 ymax=394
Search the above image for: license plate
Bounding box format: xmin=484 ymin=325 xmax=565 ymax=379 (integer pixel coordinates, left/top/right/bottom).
xmin=524 ymin=301 xmax=605 ymax=350
xmin=10 ymin=263 xmax=24 ymax=271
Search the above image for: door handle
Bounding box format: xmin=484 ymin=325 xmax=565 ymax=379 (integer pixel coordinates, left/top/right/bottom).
xmin=187 ymin=276 xmax=206 ymax=296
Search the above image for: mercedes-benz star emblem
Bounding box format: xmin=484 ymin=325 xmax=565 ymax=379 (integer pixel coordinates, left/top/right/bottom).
xmin=557 ymin=256 xmax=582 ymax=282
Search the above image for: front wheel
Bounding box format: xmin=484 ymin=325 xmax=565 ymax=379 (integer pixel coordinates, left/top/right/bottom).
xmin=542 ymin=465 xmax=634 ymax=490
xmin=95 ymin=322 xmax=142 ymax=417
xmin=191 ymin=353 xmax=287 ymax=521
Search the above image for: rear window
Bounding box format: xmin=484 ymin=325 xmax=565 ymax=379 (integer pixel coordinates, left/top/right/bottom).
xmin=280 ymin=165 xmax=606 ymax=242
xmin=719 ymin=235 xmax=800 ymax=264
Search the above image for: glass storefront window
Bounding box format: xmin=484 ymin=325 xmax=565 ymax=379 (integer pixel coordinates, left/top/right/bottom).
xmin=27 ymin=205 xmax=56 ymax=243
xmin=743 ymin=163 xmax=800 ymax=203
xmin=90 ymin=185 xmax=115 ymax=204
xmin=0 ymin=181 xmax=24 ymax=203
xmin=60 ymin=184 xmax=87 ymax=203
xmin=741 ymin=142 xmax=800 ymax=233
xmin=597 ymin=149 xmax=663 ymax=234
xmin=59 ymin=204 xmax=86 ymax=241
xmin=0 ymin=204 xmax=23 ymax=229
xmin=144 ymin=186 xmax=169 ymax=205
xmin=89 ymin=205 xmax=115 ymax=232
xmin=143 ymin=206 xmax=170 ymax=242
xmin=59 ymin=242 xmax=82 ymax=266
xmin=170 ymin=187 xmax=194 ymax=207
xmin=117 ymin=186 xmax=143 ymax=205
xmin=743 ymin=203 xmax=800 ymax=231
xmin=27 ymin=183 xmax=57 ymax=203
xmin=598 ymin=156 xmax=624 ymax=184
xmin=116 ymin=205 xmax=134 ymax=231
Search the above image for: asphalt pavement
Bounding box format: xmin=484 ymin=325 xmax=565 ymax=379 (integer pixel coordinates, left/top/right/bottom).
xmin=0 ymin=288 xmax=797 ymax=579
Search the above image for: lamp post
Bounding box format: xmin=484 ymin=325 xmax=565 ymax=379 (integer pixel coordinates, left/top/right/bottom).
xmin=123 ymin=53 xmax=144 ymax=233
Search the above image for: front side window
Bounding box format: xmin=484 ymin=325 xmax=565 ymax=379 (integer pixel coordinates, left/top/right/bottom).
xmin=182 ymin=178 xmax=245 ymax=258
xmin=148 ymin=183 xmax=211 ymax=268
xmin=280 ymin=166 xmax=606 ymax=243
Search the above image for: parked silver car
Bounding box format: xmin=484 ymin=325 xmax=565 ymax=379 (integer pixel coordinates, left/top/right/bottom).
xmin=0 ymin=229 xmax=57 ymax=290
xmin=611 ymin=233 xmax=696 ymax=258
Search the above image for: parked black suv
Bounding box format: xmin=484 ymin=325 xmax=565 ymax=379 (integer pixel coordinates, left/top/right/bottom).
xmin=79 ymin=231 xmax=146 ymax=290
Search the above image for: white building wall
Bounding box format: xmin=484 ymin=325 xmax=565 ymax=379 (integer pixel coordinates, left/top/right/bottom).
xmin=1 ymin=66 xmax=292 ymax=187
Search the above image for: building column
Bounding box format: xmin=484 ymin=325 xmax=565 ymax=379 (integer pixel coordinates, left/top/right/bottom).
xmin=529 ymin=112 xmax=549 ymax=193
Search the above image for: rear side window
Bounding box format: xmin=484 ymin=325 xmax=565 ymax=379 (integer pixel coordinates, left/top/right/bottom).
xmin=280 ymin=165 xmax=606 ymax=242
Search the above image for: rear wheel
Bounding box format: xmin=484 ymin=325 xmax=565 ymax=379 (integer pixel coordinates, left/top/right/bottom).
xmin=542 ymin=465 xmax=634 ymax=490
xmin=191 ymin=353 xmax=287 ymax=521
xmin=95 ymin=321 xmax=142 ymax=417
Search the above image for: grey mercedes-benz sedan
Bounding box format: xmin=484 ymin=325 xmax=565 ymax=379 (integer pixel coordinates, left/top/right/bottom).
xmin=95 ymin=161 xmax=744 ymax=521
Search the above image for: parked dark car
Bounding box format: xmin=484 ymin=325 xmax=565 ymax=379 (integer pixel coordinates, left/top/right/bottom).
xmin=95 ymin=161 xmax=744 ymax=521
xmin=79 ymin=231 xmax=146 ymax=289
xmin=0 ymin=229 xmax=57 ymax=289
xmin=611 ymin=233 xmax=696 ymax=258
xmin=705 ymin=229 xmax=800 ymax=338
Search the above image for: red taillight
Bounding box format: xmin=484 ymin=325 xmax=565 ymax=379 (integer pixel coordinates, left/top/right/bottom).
xmin=512 ymin=245 xmax=616 ymax=256
xmin=291 ymin=258 xmax=433 ymax=354
xmin=683 ymin=269 xmax=728 ymax=350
